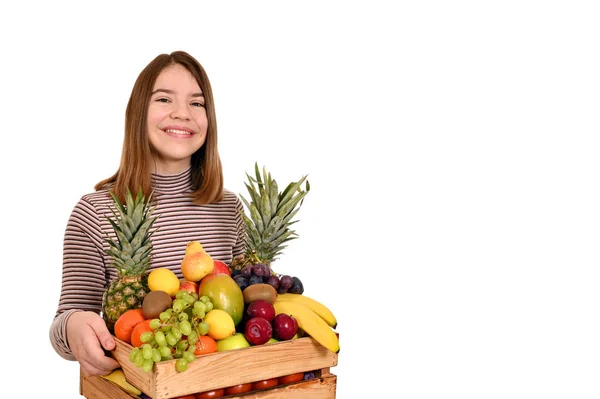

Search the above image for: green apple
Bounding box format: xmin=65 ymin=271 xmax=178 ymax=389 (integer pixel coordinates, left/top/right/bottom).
xmin=217 ymin=333 xmax=250 ymax=352
xmin=266 ymin=338 xmax=279 ymax=344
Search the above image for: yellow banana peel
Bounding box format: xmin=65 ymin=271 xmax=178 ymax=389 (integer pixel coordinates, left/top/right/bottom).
xmin=276 ymin=293 xmax=338 ymax=329
xmin=274 ymin=299 xmax=340 ymax=353
xmin=101 ymin=368 xmax=142 ymax=397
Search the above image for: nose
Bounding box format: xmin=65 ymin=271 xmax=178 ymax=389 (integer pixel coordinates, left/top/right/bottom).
xmin=170 ymin=102 xmax=191 ymax=120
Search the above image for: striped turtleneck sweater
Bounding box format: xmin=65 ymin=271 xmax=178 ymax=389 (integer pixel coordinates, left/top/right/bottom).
xmin=49 ymin=167 xmax=245 ymax=360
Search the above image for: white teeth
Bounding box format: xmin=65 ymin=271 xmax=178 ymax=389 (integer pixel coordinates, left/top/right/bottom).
xmin=164 ymin=129 xmax=192 ymax=135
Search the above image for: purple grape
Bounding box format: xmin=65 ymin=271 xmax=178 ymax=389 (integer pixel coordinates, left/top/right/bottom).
xmin=233 ymin=274 xmax=249 ymax=291
xmin=288 ymin=276 xmax=304 ymax=294
xmin=267 ymin=275 xmax=280 ymax=290
xmin=303 ymin=371 xmax=316 ymax=380
xmin=277 ymin=285 xmax=289 ymax=294
xmin=248 ymin=274 xmax=263 ymax=286
xmin=252 ymin=263 xmax=269 ymax=277
xmin=241 ymin=264 xmax=253 ymax=279
xmin=279 ymin=275 xmax=293 ymax=290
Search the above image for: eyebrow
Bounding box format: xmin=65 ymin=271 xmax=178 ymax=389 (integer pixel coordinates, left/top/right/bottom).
xmin=151 ymin=88 xmax=204 ymax=98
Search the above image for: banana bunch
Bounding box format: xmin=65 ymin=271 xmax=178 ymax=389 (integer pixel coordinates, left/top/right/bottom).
xmin=274 ymin=293 xmax=339 ymax=353
xmin=101 ymin=368 xmax=142 ymax=397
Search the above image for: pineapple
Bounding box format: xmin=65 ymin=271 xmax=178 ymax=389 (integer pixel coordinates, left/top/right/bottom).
xmin=231 ymin=163 xmax=310 ymax=273
xmin=102 ymin=187 xmax=159 ymax=333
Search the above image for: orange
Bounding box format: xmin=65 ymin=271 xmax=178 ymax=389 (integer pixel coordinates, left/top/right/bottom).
xmin=130 ymin=319 xmax=154 ymax=348
xmin=193 ymin=335 xmax=218 ymax=356
xmin=114 ymin=308 xmax=146 ymax=344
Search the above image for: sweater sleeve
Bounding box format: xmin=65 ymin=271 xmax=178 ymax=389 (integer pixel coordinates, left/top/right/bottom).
xmin=49 ymin=197 xmax=108 ymax=360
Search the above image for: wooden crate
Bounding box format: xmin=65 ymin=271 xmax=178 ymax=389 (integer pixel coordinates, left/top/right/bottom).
xmin=80 ymin=335 xmax=338 ymax=399
xmin=80 ymin=367 xmax=337 ymax=399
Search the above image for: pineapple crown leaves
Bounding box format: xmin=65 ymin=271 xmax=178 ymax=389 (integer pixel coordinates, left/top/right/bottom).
xmin=239 ymin=162 xmax=310 ymax=262
xmin=104 ymin=187 xmax=159 ymax=276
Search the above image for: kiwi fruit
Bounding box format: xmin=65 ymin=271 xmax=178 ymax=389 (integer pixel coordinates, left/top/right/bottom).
xmin=142 ymin=290 xmax=173 ymax=319
xmin=243 ymin=283 xmax=278 ymax=304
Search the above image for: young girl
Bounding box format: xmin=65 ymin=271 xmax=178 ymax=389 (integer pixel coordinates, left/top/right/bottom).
xmin=49 ymin=51 xmax=245 ymax=376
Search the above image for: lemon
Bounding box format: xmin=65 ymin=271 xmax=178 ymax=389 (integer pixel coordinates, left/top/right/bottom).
xmin=148 ymin=268 xmax=180 ymax=297
xmin=204 ymin=309 xmax=236 ymax=340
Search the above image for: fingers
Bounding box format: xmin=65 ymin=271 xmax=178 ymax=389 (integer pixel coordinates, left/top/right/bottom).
xmin=79 ymin=340 xmax=120 ymax=376
xmin=87 ymin=316 xmax=120 ymax=373
xmin=95 ymin=354 xmax=120 ymax=375
xmin=90 ymin=317 xmax=116 ymax=351
xmin=69 ymin=312 xmax=120 ymax=377
xmin=79 ymin=356 xmax=119 ymax=377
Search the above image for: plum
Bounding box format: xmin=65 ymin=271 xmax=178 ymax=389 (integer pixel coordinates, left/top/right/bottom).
xmin=272 ymin=313 xmax=298 ymax=341
xmin=244 ymin=316 xmax=273 ymax=345
xmin=246 ymin=299 xmax=276 ymax=322
xmin=288 ymin=276 xmax=304 ymax=294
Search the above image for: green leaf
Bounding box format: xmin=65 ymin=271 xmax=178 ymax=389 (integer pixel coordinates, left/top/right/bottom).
xmin=278 ymin=175 xmax=308 ymax=209
xmin=260 ymin=187 xmax=272 ymax=227
xmin=249 ymin=203 xmax=265 ymax=234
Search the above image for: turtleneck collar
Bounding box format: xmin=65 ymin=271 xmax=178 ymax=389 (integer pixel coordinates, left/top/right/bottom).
xmin=151 ymin=166 xmax=194 ymax=194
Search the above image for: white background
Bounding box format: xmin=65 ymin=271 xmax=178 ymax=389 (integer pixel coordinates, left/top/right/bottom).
xmin=1 ymin=1 xmax=599 ymax=398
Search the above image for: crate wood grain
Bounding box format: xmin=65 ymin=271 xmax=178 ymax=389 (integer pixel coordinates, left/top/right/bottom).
xmin=80 ymin=371 xmax=138 ymax=399
xmin=108 ymin=335 xmax=338 ymax=399
xmin=80 ymin=369 xmax=337 ymax=399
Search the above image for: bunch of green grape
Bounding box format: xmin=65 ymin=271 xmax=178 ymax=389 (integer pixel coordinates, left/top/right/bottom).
xmin=128 ymin=290 xmax=214 ymax=373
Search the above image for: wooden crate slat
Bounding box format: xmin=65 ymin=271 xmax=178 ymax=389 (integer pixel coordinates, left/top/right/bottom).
xmin=80 ymin=373 xmax=138 ymax=399
xmin=112 ymin=335 xmax=338 ymax=399
xmin=112 ymin=339 xmax=156 ymax=395
xmin=225 ymin=374 xmax=337 ymax=399
xmin=80 ymin=371 xmax=336 ymax=399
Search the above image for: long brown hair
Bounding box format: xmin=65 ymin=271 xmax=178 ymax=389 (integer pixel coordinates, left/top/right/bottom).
xmin=95 ymin=51 xmax=223 ymax=205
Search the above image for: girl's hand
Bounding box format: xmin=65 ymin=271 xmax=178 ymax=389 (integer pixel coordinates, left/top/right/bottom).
xmin=66 ymin=311 xmax=120 ymax=376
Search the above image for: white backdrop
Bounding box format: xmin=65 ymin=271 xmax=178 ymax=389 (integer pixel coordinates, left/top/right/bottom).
xmin=1 ymin=1 xmax=600 ymax=398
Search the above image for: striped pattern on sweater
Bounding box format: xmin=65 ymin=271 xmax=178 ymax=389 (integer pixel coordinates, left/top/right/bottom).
xmin=49 ymin=167 xmax=245 ymax=360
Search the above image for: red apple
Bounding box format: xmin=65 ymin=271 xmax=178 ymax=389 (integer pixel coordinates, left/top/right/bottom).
xmin=179 ymin=280 xmax=198 ymax=295
xmin=211 ymin=260 xmax=231 ymax=276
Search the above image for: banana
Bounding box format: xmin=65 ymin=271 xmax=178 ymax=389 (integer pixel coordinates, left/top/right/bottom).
xmin=101 ymin=368 xmax=142 ymax=397
xmin=273 ymin=300 xmax=340 ymax=354
xmin=276 ymin=293 xmax=338 ymax=329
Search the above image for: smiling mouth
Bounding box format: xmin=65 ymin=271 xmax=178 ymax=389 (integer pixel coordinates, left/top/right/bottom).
xmin=163 ymin=128 xmax=194 ymax=136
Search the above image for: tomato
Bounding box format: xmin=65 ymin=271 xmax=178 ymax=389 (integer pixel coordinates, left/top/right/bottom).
xmin=279 ymin=372 xmax=304 ymax=384
xmin=195 ymin=388 xmax=225 ymax=398
xmin=224 ymin=383 xmax=253 ymax=395
xmin=172 ymin=395 xmax=195 ymax=399
xmin=253 ymin=378 xmax=279 ymax=390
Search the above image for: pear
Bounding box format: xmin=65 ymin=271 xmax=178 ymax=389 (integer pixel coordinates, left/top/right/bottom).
xmin=185 ymin=240 xmax=204 ymax=255
xmin=181 ymin=242 xmax=214 ymax=282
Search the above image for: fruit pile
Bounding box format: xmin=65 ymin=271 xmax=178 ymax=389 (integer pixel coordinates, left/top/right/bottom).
xmin=111 ymin=240 xmax=339 ymax=375
xmin=100 ymin=164 xmax=339 ymax=396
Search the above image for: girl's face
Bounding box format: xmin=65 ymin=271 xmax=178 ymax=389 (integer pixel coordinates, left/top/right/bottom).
xmin=147 ymin=64 xmax=208 ymax=174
